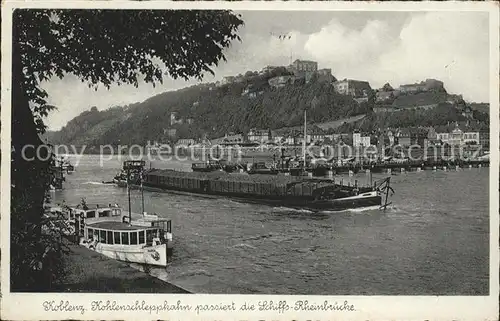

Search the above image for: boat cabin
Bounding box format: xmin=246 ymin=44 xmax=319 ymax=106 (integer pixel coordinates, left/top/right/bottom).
xmin=69 ymin=204 xmax=122 ymax=221
xmin=84 ymin=221 xmax=171 ymax=247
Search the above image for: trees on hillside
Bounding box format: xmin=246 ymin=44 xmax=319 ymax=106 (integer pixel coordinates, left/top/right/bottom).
xmin=52 ymin=77 xmax=374 ymax=145
xmin=11 ymin=9 xmax=243 ymax=291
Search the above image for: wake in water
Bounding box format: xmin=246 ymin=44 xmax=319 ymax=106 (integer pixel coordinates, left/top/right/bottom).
xmin=319 ymin=205 xmax=386 ymax=214
xmin=82 ymin=181 xmax=115 ymax=185
xmin=232 ymin=243 xmax=257 ymax=250
xmin=271 ymin=206 xmax=314 ymax=214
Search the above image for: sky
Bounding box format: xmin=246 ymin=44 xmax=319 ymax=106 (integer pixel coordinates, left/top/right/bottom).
xmin=42 ymin=10 xmax=490 ymax=130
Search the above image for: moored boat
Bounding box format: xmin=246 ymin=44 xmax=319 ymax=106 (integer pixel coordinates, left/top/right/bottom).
xmin=80 ymin=218 xmax=172 ymax=267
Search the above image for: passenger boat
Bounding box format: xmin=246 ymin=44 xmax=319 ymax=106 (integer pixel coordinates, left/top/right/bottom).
xmin=47 ymin=197 xmax=174 ymax=267
xmin=45 ymin=202 xmax=126 ymax=236
xmin=81 ymin=160 xmax=173 ymax=266
xmin=80 ymin=216 xmax=172 ymax=267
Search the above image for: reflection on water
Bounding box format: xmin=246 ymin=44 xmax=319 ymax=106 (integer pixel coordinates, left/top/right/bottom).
xmin=52 ymin=155 xmax=489 ymax=295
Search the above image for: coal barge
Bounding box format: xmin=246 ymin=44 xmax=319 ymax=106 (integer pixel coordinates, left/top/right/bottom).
xmin=137 ymin=169 xmax=393 ymax=212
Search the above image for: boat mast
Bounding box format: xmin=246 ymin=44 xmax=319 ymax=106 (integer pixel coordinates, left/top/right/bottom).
xmin=127 ymin=165 xmax=132 ymax=224
xmin=303 ymin=109 xmax=307 ymax=169
xmin=141 ymin=168 xmax=145 ymax=215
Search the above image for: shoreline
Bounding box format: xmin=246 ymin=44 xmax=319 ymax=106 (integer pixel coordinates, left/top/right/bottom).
xmin=50 ymin=240 xmax=190 ymax=293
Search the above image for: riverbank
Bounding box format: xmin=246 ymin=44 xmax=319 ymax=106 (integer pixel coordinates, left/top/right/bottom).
xmin=52 ymin=240 xmax=190 ymax=293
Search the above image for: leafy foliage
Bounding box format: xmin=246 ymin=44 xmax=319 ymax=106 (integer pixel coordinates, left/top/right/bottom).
xmin=16 ymin=9 xmax=243 ymax=132
xmin=11 ymin=9 xmax=243 ymax=291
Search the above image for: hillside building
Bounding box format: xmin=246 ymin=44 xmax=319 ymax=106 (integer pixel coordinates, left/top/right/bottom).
xmin=221 ymin=76 xmax=235 ymax=85
xmin=248 ymin=128 xmax=272 ymax=144
xmin=170 ymin=112 xmax=182 ymax=126
xmin=334 ymin=79 xmax=372 ymax=98
xmin=261 ymin=66 xmax=280 ymax=74
xmin=292 ymin=59 xmax=318 ymax=72
xmin=398 ymin=79 xmax=444 ymax=94
xmin=375 ymin=91 xmax=398 ymax=103
xmin=165 ymin=128 xmax=177 ymax=139
xmin=316 ymin=68 xmax=336 ymax=83
xmin=268 ymin=75 xmax=295 ymax=89
xmin=287 ymin=59 xmax=319 ymax=84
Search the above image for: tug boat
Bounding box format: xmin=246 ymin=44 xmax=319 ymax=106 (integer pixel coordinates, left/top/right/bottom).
xmin=191 ymin=159 xmax=224 ymax=172
xmin=112 ymin=160 xmax=145 ymax=187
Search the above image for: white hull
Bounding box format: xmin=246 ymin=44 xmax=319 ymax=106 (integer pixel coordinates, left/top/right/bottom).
xmin=82 ymin=240 xmax=168 ymax=267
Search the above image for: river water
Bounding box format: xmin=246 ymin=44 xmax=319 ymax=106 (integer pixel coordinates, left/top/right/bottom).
xmin=52 ymin=155 xmax=490 ymax=295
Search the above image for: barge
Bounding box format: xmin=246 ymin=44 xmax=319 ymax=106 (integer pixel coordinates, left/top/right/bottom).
xmin=139 ymin=169 xmax=393 ymax=212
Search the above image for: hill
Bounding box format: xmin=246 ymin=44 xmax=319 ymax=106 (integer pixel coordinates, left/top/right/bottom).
xmin=49 ymin=73 xmax=371 ymax=146
xmin=391 ymin=91 xmax=448 ymax=109
xmin=315 ymin=114 xmax=367 ymax=131
xmin=469 ymin=102 xmax=489 ymax=114
xmin=334 ymin=102 xmax=489 ymax=133
xmin=48 ymin=71 xmax=489 ymax=146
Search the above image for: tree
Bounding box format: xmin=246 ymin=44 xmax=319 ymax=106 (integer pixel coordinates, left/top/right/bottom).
xmin=11 ymin=9 xmax=243 ymax=291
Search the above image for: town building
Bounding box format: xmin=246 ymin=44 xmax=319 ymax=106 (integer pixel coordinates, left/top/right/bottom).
xmin=462 ymin=131 xmax=480 ymax=145
xmin=353 ymin=131 xmax=371 ymax=147
xmin=333 ymin=79 xmax=372 ymax=98
xmin=436 ymin=132 xmax=450 ymax=144
xmin=386 ymin=130 xmax=395 ymax=146
xmin=448 ymin=127 xmax=464 ymax=146
xmin=396 ymin=129 xmax=411 ymax=147
xmin=434 ymin=123 xmax=483 ymax=146
xmin=409 ymin=128 xmax=429 ymax=147
xmin=176 ymin=139 xmax=196 ymax=146
xmin=308 ymin=126 xmax=326 ymax=144
xmin=427 ymin=127 xmax=437 ymax=140
xmin=479 ymin=130 xmax=490 ymax=149
xmin=212 ymin=133 xmax=245 ymax=146
xmin=248 ymin=128 xmax=272 ymax=144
